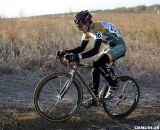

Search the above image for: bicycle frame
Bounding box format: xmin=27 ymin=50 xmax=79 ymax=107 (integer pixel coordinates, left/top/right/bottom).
xmin=69 ymin=68 xmax=98 ymax=101
xmin=59 ymin=57 xmax=117 ymax=102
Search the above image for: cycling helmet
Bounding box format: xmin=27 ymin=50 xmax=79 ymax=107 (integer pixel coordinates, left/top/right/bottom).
xmin=74 ymin=10 xmax=92 ymax=24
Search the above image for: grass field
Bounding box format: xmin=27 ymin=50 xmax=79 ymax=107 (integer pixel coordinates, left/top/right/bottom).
xmin=0 ymin=11 xmax=160 ymax=81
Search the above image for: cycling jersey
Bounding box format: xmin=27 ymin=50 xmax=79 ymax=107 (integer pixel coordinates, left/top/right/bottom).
xmin=67 ymin=21 xmax=126 ymax=62
xmin=82 ymin=21 xmax=122 ymax=46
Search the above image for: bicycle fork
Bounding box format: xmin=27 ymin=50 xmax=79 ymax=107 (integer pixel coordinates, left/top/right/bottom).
xmin=57 ymin=70 xmax=75 ymax=99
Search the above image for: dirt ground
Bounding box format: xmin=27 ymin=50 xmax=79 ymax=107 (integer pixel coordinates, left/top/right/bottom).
xmin=0 ymin=69 xmax=160 ymax=130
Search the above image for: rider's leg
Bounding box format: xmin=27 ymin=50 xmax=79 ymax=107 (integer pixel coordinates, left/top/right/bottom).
xmin=83 ymin=54 xmax=117 ymax=108
xmin=83 ymin=54 xmax=109 ymax=108
xmin=92 ymin=40 xmax=126 ymax=99
xmin=92 ymin=54 xmax=110 ymax=96
xmin=93 ymin=54 xmax=117 ymax=86
xmin=93 ymin=54 xmax=118 ymax=98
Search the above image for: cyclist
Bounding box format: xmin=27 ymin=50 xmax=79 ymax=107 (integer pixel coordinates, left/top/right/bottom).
xmin=57 ymin=10 xmax=126 ymax=106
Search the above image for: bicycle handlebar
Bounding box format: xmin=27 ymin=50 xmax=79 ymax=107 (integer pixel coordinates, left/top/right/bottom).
xmin=59 ymin=57 xmax=93 ymax=69
xmin=59 ymin=58 xmax=74 ymax=69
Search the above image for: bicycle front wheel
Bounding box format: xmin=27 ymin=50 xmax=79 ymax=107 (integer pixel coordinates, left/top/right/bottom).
xmin=33 ymin=72 xmax=83 ymax=122
xmin=103 ymin=76 xmax=140 ymax=118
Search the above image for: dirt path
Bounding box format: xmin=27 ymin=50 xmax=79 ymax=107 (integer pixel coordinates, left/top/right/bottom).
xmin=0 ymin=70 xmax=160 ymax=130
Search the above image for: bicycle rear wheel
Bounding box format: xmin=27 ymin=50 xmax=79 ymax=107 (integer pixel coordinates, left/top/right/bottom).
xmin=103 ymin=76 xmax=140 ymax=118
xmin=33 ymin=72 xmax=83 ymax=122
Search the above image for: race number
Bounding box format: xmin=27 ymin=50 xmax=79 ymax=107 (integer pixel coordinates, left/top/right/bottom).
xmin=94 ymin=31 xmax=102 ymax=39
xmin=108 ymin=23 xmax=121 ymax=37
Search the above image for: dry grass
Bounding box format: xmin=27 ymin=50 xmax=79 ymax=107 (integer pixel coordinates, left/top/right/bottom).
xmin=0 ymin=12 xmax=160 ymax=81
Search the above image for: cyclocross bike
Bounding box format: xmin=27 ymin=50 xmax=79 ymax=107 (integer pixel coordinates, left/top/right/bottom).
xmin=33 ymin=55 xmax=140 ymax=122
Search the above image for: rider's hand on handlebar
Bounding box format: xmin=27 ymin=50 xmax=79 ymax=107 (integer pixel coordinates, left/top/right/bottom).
xmin=65 ymin=54 xmax=80 ymax=62
xmin=56 ymin=50 xmax=67 ymax=58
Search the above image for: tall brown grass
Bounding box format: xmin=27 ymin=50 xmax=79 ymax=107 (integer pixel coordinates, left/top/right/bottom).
xmin=0 ymin=12 xmax=160 ymax=82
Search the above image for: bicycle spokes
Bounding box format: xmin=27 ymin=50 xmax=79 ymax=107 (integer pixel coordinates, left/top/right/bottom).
xmin=103 ymin=76 xmax=140 ymax=118
xmin=34 ymin=73 xmax=81 ymax=121
xmin=59 ymin=79 xmax=72 ymax=99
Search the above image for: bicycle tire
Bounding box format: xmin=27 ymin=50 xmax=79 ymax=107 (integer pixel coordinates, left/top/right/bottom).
xmin=103 ymin=76 xmax=140 ymax=118
xmin=33 ymin=72 xmax=83 ymax=122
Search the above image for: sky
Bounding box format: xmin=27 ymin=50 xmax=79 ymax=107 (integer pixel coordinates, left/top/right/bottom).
xmin=0 ymin=0 xmax=159 ymax=18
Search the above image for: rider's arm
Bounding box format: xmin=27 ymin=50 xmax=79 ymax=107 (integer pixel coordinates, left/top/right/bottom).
xmin=67 ymin=40 xmax=89 ymax=54
xmin=81 ymin=39 xmax=102 ymax=59
xmin=80 ymin=31 xmax=103 ymax=59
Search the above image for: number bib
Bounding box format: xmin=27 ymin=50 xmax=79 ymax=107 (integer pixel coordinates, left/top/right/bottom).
xmin=100 ymin=22 xmax=121 ymax=38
